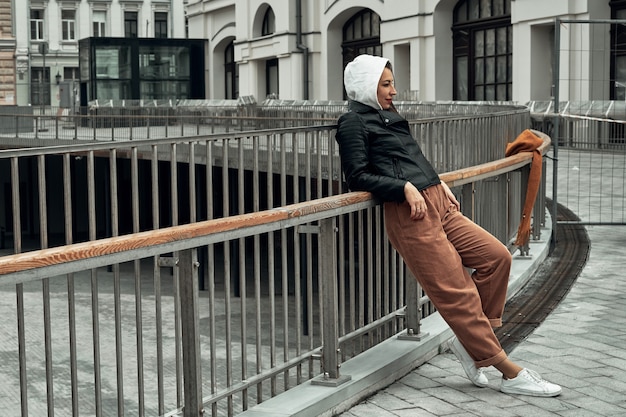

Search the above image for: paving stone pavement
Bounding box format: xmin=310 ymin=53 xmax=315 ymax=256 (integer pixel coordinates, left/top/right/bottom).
xmin=337 ymin=225 xmax=626 ymax=417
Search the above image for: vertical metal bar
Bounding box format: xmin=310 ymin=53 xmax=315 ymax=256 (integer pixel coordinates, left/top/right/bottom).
xmin=291 ymin=132 xmax=303 ymax=384
xmin=179 ymin=249 xmax=204 ymax=417
xmin=461 ymin=183 xmax=475 ymax=221
xmin=366 ymin=208 xmax=373 ymax=345
xmin=552 ymin=18 xmax=561 ymax=248
xmin=11 ymin=157 xmax=28 ymax=417
xmin=338 ymin=218 xmax=346 ymax=341
xmin=252 ymin=135 xmax=263 ymax=403
xmin=348 ymin=212 xmax=356 ymax=338
xmin=280 ymin=133 xmax=290 ymax=387
xmin=129 ymin=114 xmax=133 ymax=141
xmin=389 ymin=242 xmax=398 ymax=335
xmin=151 ymin=145 xmax=165 ymax=415
xmin=357 ymin=210 xmax=365 ymax=353
xmin=86 ymin=151 xmax=103 ymax=416
xmin=170 ymin=143 xmax=183 ymax=408
xmin=62 ymin=153 xmax=79 ymax=417
xmin=205 ymin=140 xmax=218 ymax=417
xmin=315 ymin=133 xmax=325 ymax=352
xmin=130 ymin=147 xmax=145 ymax=416
xmin=267 ymin=134 xmax=278 ymax=394
xmin=189 ymin=142 xmax=197 ymax=223
xmin=37 ymin=155 xmax=55 ymax=417
xmin=397 ymin=267 xmax=428 ymax=340
xmin=374 ymin=206 xmax=382 ymax=335
xmin=237 ymin=137 xmax=248 ymax=411
xmin=108 ymin=149 xmax=125 ymax=416
xmin=518 ymin=165 xmax=531 ymax=256
xmin=221 ymin=139 xmax=234 ymax=415
xmin=310 ymin=218 xmax=350 ymax=386
xmin=304 ymin=132 xmax=315 ymax=378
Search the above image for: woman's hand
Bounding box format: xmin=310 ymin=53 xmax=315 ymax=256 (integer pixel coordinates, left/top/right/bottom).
xmin=404 ymin=182 xmax=427 ymax=220
xmin=440 ymin=180 xmax=460 ymax=210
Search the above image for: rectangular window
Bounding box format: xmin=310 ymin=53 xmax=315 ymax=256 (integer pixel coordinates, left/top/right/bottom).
xmin=93 ymin=10 xmax=106 ymax=37
xmin=63 ymin=67 xmax=80 ymax=81
xmin=30 ymin=9 xmax=44 ymax=40
xmin=62 ymin=10 xmax=76 ymax=41
xmin=155 ymin=12 xmax=168 ymax=38
xmin=125 ymin=12 xmax=138 ymax=38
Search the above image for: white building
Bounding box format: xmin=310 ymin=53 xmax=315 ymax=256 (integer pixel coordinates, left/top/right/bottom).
xmin=13 ymin=0 xmax=187 ymax=107
xmin=8 ymin=0 xmax=626 ymax=107
xmin=186 ymin=0 xmax=626 ymax=103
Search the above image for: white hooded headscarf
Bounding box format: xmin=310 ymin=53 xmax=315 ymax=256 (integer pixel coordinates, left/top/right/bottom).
xmin=343 ymin=54 xmax=390 ymax=110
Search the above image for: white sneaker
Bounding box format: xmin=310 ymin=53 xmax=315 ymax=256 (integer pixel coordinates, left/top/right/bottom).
xmin=500 ymin=368 xmax=562 ymax=397
xmin=449 ymin=336 xmax=488 ymax=387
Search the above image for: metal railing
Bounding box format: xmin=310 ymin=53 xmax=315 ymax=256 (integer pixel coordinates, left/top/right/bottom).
xmin=0 ymin=101 xmax=529 ymax=143
xmin=0 ymin=105 xmax=543 ymax=416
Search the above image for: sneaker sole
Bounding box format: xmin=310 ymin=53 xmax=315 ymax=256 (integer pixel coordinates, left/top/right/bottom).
xmin=500 ymin=387 xmax=562 ymax=397
xmin=449 ymin=339 xmax=488 ymax=388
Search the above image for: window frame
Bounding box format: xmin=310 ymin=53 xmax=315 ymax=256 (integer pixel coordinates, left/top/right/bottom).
xmin=341 ymin=8 xmax=382 ymax=98
xmin=452 ymin=0 xmax=512 ymax=101
xmin=125 ymin=11 xmax=138 ymax=38
xmin=93 ymin=10 xmax=107 ymax=37
xmin=61 ymin=9 xmax=76 ymax=41
xmin=610 ymin=0 xmax=626 ymax=100
xmin=154 ymin=11 xmax=168 ymax=39
xmin=30 ymin=9 xmax=45 ymax=41
xmin=224 ymin=41 xmax=238 ymax=99
xmin=261 ymin=8 xmax=275 ymax=36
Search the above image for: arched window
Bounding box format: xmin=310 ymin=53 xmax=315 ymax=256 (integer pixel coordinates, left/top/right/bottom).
xmin=341 ymin=9 xmax=382 ymax=97
xmin=225 ymin=41 xmax=238 ymax=99
xmin=611 ymin=0 xmax=626 ymax=100
xmin=262 ymin=7 xmax=275 ymax=36
xmin=452 ymin=0 xmax=511 ymax=101
xmin=342 ymin=9 xmax=381 ymax=64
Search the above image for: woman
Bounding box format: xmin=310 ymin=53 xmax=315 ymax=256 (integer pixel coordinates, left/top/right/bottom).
xmin=336 ymin=54 xmax=561 ymax=397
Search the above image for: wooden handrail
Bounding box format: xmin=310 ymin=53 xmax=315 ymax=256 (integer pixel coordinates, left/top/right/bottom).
xmin=0 ymin=131 xmax=550 ymax=277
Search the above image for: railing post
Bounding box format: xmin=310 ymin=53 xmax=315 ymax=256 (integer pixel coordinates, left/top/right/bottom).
xmin=461 ymin=183 xmax=475 ymax=221
xmin=518 ymin=164 xmax=531 ymax=256
xmin=397 ymin=270 xmax=428 ymax=341
xmin=311 ymin=218 xmax=351 ymax=387
xmin=179 ymin=249 xmax=204 ymax=416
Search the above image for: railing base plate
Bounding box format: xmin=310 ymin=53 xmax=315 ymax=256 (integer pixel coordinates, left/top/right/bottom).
xmin=397 ymin=331 xmax=429 ymax=341
xmin=310 ymin=374 xmax=352 ymax=387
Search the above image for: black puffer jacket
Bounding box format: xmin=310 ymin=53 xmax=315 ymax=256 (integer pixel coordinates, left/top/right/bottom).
xmin=336 ymin=100 xmax=440 ymax=202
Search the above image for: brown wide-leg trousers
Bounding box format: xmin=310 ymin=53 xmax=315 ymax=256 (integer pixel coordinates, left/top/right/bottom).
xmin=384 ymin=184 xmax=511 ymax=368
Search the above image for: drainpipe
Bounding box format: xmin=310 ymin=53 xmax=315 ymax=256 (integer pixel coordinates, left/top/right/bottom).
xmin=296 ymin=0 xmax=309 ymax=99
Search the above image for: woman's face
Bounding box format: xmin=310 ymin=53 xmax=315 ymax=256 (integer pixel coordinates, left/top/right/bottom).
xmin=377 ymin=67 xmax=397 ymax=110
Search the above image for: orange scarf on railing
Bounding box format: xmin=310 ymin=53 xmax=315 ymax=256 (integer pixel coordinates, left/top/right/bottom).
xmin=505 ymin=129 xmax=544 ymax=248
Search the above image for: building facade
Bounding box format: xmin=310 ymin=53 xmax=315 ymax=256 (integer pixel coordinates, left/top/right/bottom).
xmin=6 ymin=0 xmax=626 ymax=107
xmin=12 ymin=0 xmax=187 ymax=107
xmin=186 ymin=0 xmax=626 ymax=103
xmin=0 ymin=0 xmax=15 ymax=105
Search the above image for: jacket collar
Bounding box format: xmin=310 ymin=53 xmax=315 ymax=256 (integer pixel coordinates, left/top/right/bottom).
xmin=348 ymin=100 xmax=406 ymax=125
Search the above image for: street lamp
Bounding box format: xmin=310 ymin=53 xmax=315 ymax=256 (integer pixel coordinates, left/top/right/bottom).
xmin=56 ymin=72 xmax=61 ymax=85
xmin=38 ymin=41 xmax=48 ymax=115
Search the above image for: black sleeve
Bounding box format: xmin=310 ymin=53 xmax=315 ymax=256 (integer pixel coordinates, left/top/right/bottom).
xmin=335 ymin=112 xmax=407 ymax=202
